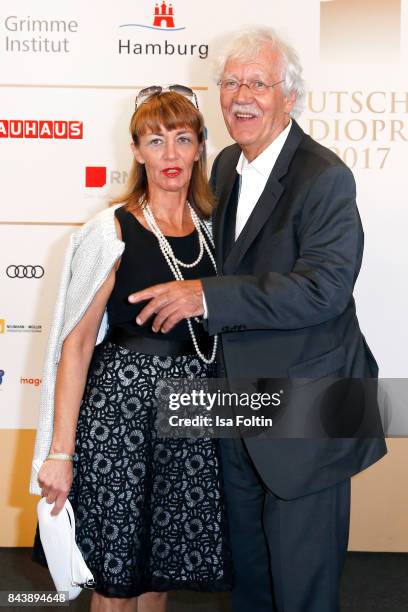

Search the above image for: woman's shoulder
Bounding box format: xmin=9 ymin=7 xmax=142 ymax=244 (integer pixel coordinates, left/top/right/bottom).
xmin=67 ymin=205 xmax=125 ymax=285
xmin=73 ymin=204 xmax=124 ymax=247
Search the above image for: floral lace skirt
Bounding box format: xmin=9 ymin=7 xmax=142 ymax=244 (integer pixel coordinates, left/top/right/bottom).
xmin=33 ymin=340 xmax=232 ymax=598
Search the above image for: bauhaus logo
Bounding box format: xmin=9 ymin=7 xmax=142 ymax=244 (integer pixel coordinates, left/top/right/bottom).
xmin=0 ymin=120 xmax=83 ymax=139
xmin=320 ymin=0 xmax=401 ymax=63
xmin=118 ymin=1 xmax=208 ymax=59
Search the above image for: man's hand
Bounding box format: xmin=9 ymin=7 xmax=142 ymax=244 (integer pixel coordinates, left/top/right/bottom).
xmin=129 ymin=279 xmax=204 ymax=333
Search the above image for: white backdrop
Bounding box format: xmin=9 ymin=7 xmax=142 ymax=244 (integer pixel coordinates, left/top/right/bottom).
xmin=1 ymin=0 xmax=407 ymax=429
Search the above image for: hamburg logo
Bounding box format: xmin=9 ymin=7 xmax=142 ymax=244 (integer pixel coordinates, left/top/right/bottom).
xmin=119 ymin=1 xmax=185 ymax=31
xmin=118 ymin=1 xmax=208 ymax=59
xmin=320 ymin=0 xmax=401 ymax=63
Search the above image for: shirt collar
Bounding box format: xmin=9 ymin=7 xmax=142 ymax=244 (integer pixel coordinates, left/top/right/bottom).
xmin=236 ymin=119 xmax=292 ymax=177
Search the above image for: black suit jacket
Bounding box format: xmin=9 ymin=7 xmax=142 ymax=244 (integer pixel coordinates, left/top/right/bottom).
xmin=202 ymin=120 xmax=386 ymax=499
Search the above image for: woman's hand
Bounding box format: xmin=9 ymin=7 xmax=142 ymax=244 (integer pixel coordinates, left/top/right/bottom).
xmin=37 ymin=460 xmax=73 ymax=516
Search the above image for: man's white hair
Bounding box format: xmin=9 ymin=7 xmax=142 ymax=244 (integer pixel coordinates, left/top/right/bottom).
xmin=214 ymin=27 xmax=306 ymax=118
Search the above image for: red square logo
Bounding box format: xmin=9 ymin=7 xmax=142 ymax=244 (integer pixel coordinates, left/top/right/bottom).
xmin=86 ymin=166 xmax=107 ymax=188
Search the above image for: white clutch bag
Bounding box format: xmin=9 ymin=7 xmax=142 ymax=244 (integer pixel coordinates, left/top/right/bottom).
xmin=35 ymin=461 xmax=95 ymax=600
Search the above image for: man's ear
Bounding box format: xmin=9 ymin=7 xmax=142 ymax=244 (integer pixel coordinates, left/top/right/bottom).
xmin=284 ymin=91 xmax=297 ymax=115
xmin=131 ymin=141 xmax=145 ymax=164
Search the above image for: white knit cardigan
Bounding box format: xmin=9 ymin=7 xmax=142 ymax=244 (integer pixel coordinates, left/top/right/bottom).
xmin=29 ymin=205 xmax=125 ymax=495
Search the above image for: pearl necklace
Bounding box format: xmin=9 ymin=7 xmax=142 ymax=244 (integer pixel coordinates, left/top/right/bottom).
xmin=142 ymin=200 xmax=218 ymax=365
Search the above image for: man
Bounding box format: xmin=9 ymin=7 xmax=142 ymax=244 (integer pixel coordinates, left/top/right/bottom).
xmin=129 ymin=28 xmax=386 ymax=612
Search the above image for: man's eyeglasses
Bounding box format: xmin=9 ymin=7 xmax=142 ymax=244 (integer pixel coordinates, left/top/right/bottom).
xmin=217 ymin=79 xmax=284 ymax=93
xmin=135 ymin=84 xmax=199 ymax=110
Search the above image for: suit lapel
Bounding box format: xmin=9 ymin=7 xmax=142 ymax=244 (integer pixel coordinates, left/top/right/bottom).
xmin=213 ymin=148 xmax=241 ymax=269
xmin=223 ymin=121 xmax=305 ymax=273
xmin=223 ymin=175 xmax=283 ymax=273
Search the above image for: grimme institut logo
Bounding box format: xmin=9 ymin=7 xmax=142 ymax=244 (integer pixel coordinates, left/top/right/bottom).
xmin=118 ymin=1 xmax=208 ymax=59
xmin=3 ymin=15 xmax=79 ymax=54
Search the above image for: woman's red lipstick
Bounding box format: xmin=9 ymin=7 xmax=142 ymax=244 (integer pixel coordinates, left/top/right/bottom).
xmin=162 ymin=167 xmax=182 ymax=177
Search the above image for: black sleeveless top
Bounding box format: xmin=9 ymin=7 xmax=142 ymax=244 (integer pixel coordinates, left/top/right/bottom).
xmin=106 ymin=206 xmax=214 ymax=348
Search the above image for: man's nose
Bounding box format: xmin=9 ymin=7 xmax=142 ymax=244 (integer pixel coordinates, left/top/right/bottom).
xmin=235 ymin=83 xmax=254 ymax=103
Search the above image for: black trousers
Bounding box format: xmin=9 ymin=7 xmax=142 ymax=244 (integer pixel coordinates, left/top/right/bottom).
xmin=220 ymin=437 xmax=350 ymax=612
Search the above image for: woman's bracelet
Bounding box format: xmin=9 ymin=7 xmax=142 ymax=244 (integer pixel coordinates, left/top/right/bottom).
xmin=46 ymin=452 xmax=74 ymax=462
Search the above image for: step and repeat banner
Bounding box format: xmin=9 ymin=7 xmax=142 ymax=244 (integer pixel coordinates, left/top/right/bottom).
xmin=0 ymin=0 xmax=408 ymax=544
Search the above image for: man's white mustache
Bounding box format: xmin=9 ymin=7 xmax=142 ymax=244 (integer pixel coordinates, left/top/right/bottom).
xmin=230 ymin=104 xmax=262 ymax=117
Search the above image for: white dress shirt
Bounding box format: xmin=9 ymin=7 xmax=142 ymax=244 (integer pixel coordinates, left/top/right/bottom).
xmin=203 ymin=120 xmax=292 ymax=318
xmin=235 ymin=120 xmax=292 ymax=239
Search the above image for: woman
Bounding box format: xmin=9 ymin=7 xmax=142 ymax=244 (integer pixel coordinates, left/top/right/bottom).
xmin=31 ymin=86 xmax=231 ymax=611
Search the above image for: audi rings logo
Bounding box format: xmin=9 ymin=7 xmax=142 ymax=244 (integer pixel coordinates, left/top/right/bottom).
xmin=6 ymin=265 xmax=44 ymax=279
